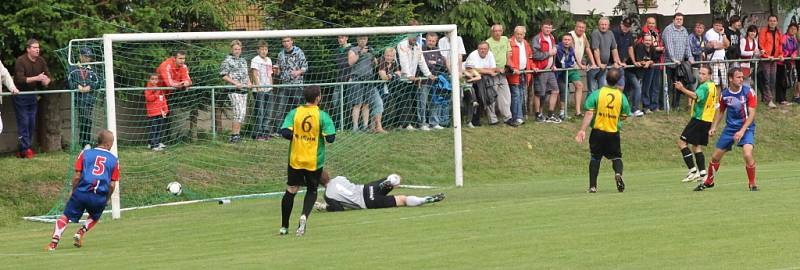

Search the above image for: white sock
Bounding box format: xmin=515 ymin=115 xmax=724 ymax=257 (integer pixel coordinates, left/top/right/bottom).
xmin=405 ymin=196 xmax=427 ymax=207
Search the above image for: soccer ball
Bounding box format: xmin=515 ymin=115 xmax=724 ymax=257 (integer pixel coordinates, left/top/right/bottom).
xmin=166 ymin=181 xmax=182 ymax=196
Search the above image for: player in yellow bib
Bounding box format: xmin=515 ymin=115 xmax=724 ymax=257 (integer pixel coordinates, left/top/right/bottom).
xmin=575 ymin=69 xmax=631 ymax=193
xmin=278 ymin=85 xmax=336 ymax=236
xmin=673 ymin=66 xmax=719 ymax=183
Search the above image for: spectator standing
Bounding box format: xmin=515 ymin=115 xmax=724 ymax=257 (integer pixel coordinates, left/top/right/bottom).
xmin=740 ymin=25 xmax=761 ymax=86
xmin=484 ymin=24 xmax=514 ymax=122
xmin=373 ymin=47 xmax=401 ymax=133
xmin=13 ymin=39 xmax=51 ymax=158
xmin=569 ymin=20 xmax=598 ymax=114
xmin=555 ymin=34 xmax=585 ymax=118
xmin=273 ymin=36 xmax=309 ymax=131
xmin=641 ymin=17 xmax=665 ymax=111
xmin=758 ymin=15 xmax=784 ymax=108
xmin=156 ymin=50 xmax=192 ymax=89
xmin=220 ymin=40 xmax=251 ymax=143
xmin=662 ymin=13 xmax=694 ymax=110
xmin=348 ymin=36 xmax=376 ymax=131
xmin=422 ymin=32 xmax=449 ymax=129
xmin=689 ymin=22 xmax=707 ymax=91
xmin=615 ymin=18 xmax=643 ymax=116
xmin=144 ymin=74 xmax=170 ymax=151
xmin=466 ymin=42 xmax=514 ymax=126
xmin=67 ymin=48 xmax=102 ymax=147
xmin=591 ymin=17 xmax=623 ymax=95
xmin=250 ymin=41 xmax=274 ymax=140
xmin=778 ymin=23 xmax=799 ymax=105
xmin=397 ymin=33 xmax=435 ymax=130
xmin=0 ymin=58 xmax=20 ymax=134
xmin=533 ymin=20 xmax=565 ymax=123
xmin=508 ymin=26 xmax=534 ymax=124
xmin=705 ymin=19 xmax=730 ymax=89
xmin=724 ymin=16 xmax=743 ymax=67
xmin=332 ymin=36 xmax=351 ymax=129
xmin=634 ymin=34 xmax=659 ymax=113
xmin=565 ymin=20 xmax=599 ymax=116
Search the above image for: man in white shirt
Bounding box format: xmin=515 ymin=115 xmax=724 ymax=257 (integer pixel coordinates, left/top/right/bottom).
xmin=397 ymin=34 xmax=436 ymax=131
xmin=315 ymin=170 xmax=445 ymax=211
xmin=705 ymin=19 xmax=730 ymax=88
xmin=465 ymin=42 xmax=514 ymax=126
xmin=250 ymin=41 xmax=274 ymax=140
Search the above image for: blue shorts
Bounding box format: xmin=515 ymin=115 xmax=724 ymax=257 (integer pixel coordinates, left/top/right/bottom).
xmin=715 ymin=128 xmax=755 ymax=151
xmin=63 ymin=191 xmax=108 ymax=222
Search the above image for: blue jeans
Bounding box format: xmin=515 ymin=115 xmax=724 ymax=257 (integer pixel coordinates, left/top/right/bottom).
xmin=641 ymin=68 xmax=658 ymax=110
xmin=430 ymin=101 xmax=450 ymax=126
xmin=148 ymin=115 xmax=166 ymax=148
xmin=509 ymin=76 xmax=525 ymax=121
xmin=624 ymin=71 xmax=641 ymax=112
xmin=253 ymin=91 xmax=271 ymax=137
xmin=417 ymin=84 xmax=431 ymax=126
xmin=587 ymin=68 xmax=600 ymax=92
xmin=13 ymin=98 xmax=37 ymax=151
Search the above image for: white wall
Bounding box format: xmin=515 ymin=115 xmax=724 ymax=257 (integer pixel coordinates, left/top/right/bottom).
xmin=569 ymin=0 xmax=710 ymax=16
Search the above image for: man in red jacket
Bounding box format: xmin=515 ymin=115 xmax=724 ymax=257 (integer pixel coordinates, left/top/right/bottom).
xmin=531 ymin=19 xmax=561 ymax=123
xmin=758 ymin=15 xmax=784 ymax=108
xmin=144 ymin=74 xmax=171 ymax=151
xmin=156 ymin=50 xmax=192 ymax=89
xmin=507 ymin=25 xmax=533 ymax=125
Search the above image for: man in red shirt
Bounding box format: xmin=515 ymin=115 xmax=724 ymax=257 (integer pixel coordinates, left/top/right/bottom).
xmin=156 ymin=50 xmax=192 ymax=89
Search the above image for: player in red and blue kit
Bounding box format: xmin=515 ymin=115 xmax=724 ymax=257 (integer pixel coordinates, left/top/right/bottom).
xmin=694 ymin=68 xmax=759 ymax=192
xmin=47 ymin=130 xmax=120 ymax=250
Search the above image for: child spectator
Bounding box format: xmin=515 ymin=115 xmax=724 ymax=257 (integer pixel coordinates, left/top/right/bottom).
xmin=144 ymin=74 xmax=170 ymax=151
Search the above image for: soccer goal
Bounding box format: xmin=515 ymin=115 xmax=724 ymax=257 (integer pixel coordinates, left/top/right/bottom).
xmin=30 ymin=25 xmax=463 ymax=222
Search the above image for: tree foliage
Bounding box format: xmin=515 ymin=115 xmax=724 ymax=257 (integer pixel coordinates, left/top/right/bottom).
xmin=258 ymin=0 xmax=421 ymax=29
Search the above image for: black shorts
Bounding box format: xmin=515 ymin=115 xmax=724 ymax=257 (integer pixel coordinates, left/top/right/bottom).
xmin=362 ymin=179 xmax=397 ymax=209
xmin=286 ymin=166 xmax=322 ymax=187
xmin=589 ymin=129 xmax=622 ymax=159
xmin=680 ymin=118 xmax=712 ymax=146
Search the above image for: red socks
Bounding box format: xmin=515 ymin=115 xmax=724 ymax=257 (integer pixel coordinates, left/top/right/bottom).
xmin=704 ymin=161 xmax=720 ymax=186
xmin=746 ymin=163 xmax=756 ymax=187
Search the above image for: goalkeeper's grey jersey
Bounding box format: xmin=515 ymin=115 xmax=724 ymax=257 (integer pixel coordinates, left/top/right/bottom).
xmin=325 ymin=176 xmax=366 ymax=209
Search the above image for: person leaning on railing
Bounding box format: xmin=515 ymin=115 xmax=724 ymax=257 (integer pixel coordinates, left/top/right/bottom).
xmin=778 ymin=23 xmax=799 ymax=106
xmin=758 ymin=15 xmax=784 ymax=108
xmin=0 ymin=57 xmax=20 ymax=135
xmin=14 ymin=38 xmax=51 ymax=159
xmin=739 ymin=25 xmax=761 ymax=87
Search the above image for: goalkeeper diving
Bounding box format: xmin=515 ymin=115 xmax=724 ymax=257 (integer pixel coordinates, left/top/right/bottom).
xmin=315 ymin=170 xmax=445 ymax=212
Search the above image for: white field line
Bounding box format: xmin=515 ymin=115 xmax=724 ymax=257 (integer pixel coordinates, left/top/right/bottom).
xmin=23 ymin=185 xmax=440 ymax=223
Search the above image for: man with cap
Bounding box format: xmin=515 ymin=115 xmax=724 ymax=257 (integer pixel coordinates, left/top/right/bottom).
xmin=67 ymin=47 xmax=103 ymax=147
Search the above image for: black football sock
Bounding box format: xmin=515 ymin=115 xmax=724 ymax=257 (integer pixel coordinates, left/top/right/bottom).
xmin=680 ymin=147 xmax=695 ymax=170
xmin=612 ymin=158 xmax=623 ymax=176
xmin=281 ymin=190 xmax=296 ymax=228
xmin=695 ymin=152 xmax=706 ymax=172
xmin=589 ymin=156 xmax=601 ymax=188
xmin=301 ymin=187 xmax=318 ymax=217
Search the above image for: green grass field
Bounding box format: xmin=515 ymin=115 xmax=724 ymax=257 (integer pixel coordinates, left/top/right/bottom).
xmin=1 ymin=107 xmax=799 ymax=269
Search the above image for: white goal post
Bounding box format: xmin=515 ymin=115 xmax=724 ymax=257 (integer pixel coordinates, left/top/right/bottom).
xmin=101 ymin=25 xmax=465 ymax=219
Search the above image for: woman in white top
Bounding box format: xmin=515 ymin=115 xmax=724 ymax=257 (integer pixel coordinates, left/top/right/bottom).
xmin=740 ymin=25 xmax=762 ymax=86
